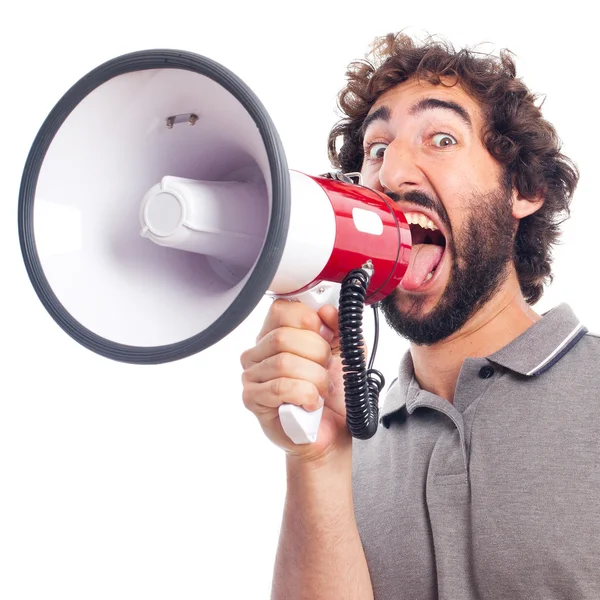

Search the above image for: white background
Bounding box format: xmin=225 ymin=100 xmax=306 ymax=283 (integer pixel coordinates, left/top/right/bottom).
xmin=2 ymin=1 xmax=599 ymax=598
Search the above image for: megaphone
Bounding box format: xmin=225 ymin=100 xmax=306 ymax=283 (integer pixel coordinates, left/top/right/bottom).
xmin=18 ymin=50 xmax=412 ymax=445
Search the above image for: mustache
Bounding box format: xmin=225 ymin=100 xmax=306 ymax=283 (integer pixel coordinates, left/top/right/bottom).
xmin=385 ymin=190 xmax=451 ymax=233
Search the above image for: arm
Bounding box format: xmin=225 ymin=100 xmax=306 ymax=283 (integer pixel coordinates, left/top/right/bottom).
xmin=272 ymin=448 xmax=374 ymax=600
xmin=240 ymin=301 xmax=374 ymax=599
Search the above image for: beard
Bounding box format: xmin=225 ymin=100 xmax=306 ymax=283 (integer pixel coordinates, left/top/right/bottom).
xmin=381 ymin=183 xmax=516 ymax=345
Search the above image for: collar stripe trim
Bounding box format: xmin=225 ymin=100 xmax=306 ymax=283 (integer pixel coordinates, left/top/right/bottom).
xmin=526 ymin=323 xmax=586 ymax=376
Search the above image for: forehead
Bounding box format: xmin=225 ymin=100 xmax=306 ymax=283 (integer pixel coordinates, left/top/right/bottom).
xmin=367 ymin=77 xmax=484 ymax=130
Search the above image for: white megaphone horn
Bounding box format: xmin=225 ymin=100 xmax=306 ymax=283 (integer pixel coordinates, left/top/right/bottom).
xmin=18 ymin=50 xmax=412 ymax=445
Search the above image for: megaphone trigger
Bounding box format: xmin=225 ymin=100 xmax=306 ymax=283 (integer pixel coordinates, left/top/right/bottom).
xmin=278 ymin=404 xmax=324 ymax=445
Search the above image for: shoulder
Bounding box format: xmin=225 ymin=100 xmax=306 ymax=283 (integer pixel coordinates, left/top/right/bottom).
xmin=529 ymin=329 xmax=600 ymax=397
xmin=561 ymin=329 xmax=600 ymax=376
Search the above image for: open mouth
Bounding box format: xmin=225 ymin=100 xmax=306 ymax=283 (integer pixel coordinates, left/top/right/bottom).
xmin=401 ymin=212 xmax=447 ymax=291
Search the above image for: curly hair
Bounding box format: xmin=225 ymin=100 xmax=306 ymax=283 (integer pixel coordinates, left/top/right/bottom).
xmin=327 ymin=32 xmax=579 ymax=305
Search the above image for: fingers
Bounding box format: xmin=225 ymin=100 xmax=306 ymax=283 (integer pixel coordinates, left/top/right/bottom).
xmin=240 ymin=299 xmax=342 ymax=451
xmin=242 ymin=352 xmax=332 ymax=399
xmin=256 ymin=299 xmax=328 ymax=343
xmin=242 ymin=378 xmax=324 ymax=414
xmin=241 ymin=327 xmax=332 ymax=370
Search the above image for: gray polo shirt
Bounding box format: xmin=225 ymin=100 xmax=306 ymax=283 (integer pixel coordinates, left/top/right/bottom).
xmin=352 ymin=303 xmax=600 ymax=600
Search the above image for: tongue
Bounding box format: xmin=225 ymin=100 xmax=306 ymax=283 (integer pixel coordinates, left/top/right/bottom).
xmin=401 ymin=244 xmax=444 ymax=291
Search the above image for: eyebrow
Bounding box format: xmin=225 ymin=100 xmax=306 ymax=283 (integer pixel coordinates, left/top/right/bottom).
xmin=361 ymin=97 xmax=473 ymax=137
xmin=410 ymin=97 xmax=472 ymax=129
xmin=361 ymin=106 xmax=390 ymax=136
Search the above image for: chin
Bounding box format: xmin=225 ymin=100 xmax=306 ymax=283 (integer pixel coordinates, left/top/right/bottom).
xmin=395 ymin=284 xmax=447 ymax=317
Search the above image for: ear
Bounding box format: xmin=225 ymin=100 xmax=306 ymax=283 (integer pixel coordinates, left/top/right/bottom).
xmin=511 ymin=187 xmax=544 ymax=220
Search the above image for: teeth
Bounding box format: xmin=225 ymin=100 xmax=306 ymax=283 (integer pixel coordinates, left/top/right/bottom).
xmin=425 ymin=272 xmax=433 ymax=281
xmin=405 ymin=212 xmax=438 ymax=231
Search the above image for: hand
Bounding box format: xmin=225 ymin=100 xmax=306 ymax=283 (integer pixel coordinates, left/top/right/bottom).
xmin=240 ymin=299 xmax=350 ymax=462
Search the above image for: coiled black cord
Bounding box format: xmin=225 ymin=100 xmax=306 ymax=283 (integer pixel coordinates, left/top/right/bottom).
xmin=338 ymin=268 xmax=385 ymax=440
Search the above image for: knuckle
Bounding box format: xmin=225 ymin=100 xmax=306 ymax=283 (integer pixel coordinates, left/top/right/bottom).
xmin=317 ymin=368 xmax=330 ymax=395
xmin=270 ymin=377 xmax=290 ymax=398
xmin=240 ymin=372 xmax=256 ymax=399
xmin=269 ymin=328 xmax=288 ymax=352
xmin=272 ymin=351 xmax=292 ymax=373
xmin=241 ymin=387 xmax=254 ymax=409
xmin=300 ymin=311 xmax=320 ymax=332
xmin=240 ymin=348 xmax=252 ymax=368
xmin=301 ymin=382 xmax=321 ymax=410
xmin=318 ymin=343 xmax=333 ymax=367
xmin=269 ymin=299 xmax=289 ymax=322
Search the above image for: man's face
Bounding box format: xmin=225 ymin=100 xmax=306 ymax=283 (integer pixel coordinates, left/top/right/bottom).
xmin=359 ymin=78 xmax=517 ymax=344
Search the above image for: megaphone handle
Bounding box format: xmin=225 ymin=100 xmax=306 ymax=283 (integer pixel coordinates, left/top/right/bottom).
xmin=274 ymin=283 xmax=341 ymax=444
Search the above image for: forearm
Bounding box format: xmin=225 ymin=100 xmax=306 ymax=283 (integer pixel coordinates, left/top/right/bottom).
xmin=271 ymin=449 xmax=374 ymax=600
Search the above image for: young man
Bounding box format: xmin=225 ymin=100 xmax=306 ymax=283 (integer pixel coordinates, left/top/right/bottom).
xmin=240 ymin=33 xmax=600 ymax=599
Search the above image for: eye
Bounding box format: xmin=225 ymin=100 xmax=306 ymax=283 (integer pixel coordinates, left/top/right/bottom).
xmin=366 ymin=142 xmax=388 ymax=160
xmin=432 ymin=133 xmax=457 ymax=148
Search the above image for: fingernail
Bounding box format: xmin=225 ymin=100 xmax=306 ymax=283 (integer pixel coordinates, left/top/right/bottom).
xmin=319 ymin=324 xmax=335 ymax=342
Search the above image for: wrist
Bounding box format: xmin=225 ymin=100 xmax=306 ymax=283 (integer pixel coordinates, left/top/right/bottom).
xmin=285 ymin=438 xmax=352 ymax=474
xmin=283 ymin=441 xmax=356 ymax=522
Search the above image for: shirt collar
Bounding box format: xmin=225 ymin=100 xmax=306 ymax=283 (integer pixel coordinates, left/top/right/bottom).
xmin=487 ymin=303 xmax=586 ymax=376
xmin=379 ymin=303 xmax=587 ymax=423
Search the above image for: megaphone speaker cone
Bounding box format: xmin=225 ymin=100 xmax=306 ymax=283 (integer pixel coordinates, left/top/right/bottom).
xmin=19 ymin=50 xmax=291 ymax=364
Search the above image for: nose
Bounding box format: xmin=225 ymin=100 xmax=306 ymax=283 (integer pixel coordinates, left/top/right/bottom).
xmin=378 ymin=141 xmax=424 ymax=195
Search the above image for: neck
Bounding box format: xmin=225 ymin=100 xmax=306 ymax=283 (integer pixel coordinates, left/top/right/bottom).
xmin=409 ymin=270 xmax=541 ymax=402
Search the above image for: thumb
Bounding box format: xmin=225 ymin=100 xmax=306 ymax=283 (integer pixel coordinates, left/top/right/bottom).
xmin=317 ymin=304 xmax=340 ymax=349
xmin=319 ymin=303 xmax=371 ymax=358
